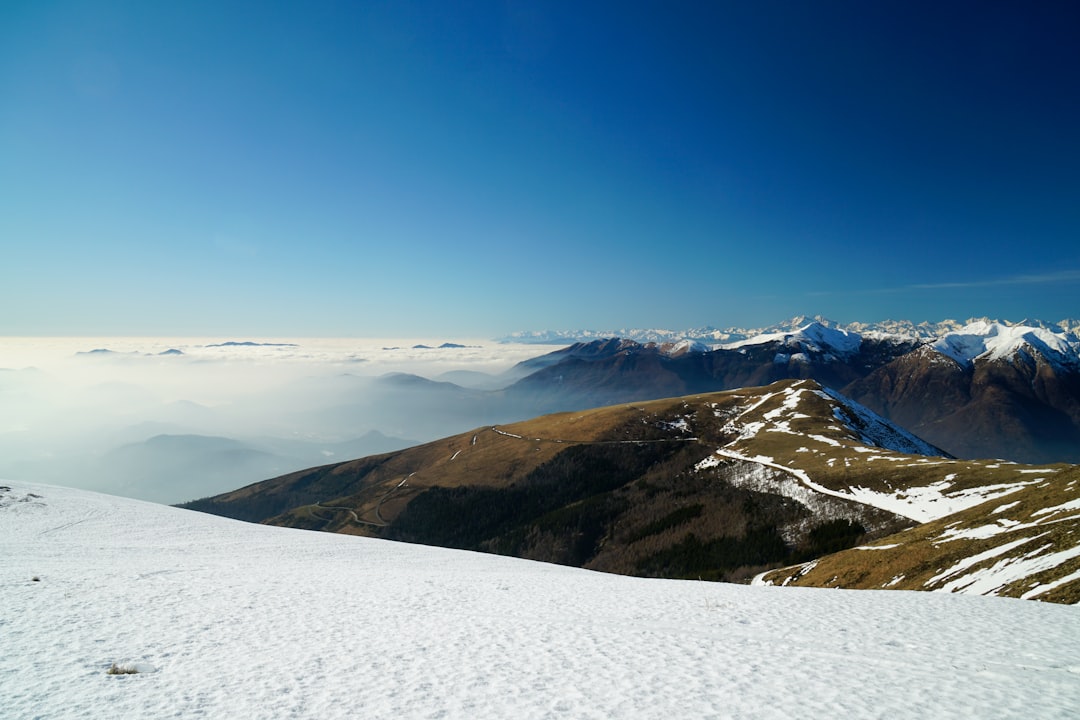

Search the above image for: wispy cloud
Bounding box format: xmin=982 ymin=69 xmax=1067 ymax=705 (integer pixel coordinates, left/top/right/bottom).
xmin=809 ymin=269 xmax=1080 ymax=297
xmin=909 ymin=270 xmax=1080 ymax=290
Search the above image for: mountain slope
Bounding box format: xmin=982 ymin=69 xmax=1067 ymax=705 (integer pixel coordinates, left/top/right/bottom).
xmin=755 ymin=464 xmax=1080 ymax=603
xmin=185 ymin=379 xmax=1078 ymax=592
xmin=503 ymin=324 xmax=921 ymax=414
xmin=847 ymin=323 xmax=1080 ymax=462
xmin=700 ymin=381 xmax=1080 ymax=602
xmin=185 ymin=381 xmax=919 ymax=579
xmin=9 ymin=482 xmax=1080 ymax=719
xmin=688 ymin=380 xmax=1054 ymax=525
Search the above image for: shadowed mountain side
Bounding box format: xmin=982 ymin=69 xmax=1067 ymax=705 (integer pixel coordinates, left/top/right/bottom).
xmin=846 ymin=346 xmax=1080 ymax=463
xmin=503 ymin=336 xmax=921 ymax=415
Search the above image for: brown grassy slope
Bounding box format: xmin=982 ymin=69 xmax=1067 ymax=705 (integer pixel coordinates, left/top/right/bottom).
xmin=268 ymin=396 xmax=727 ymax=534
xmin=186 ymin=382 xmax=926 ymax=579
xmin=191 ymin=396 xmax=720 ymax=531
xmin=187 ymin=383 xmax=910 ymax=580
xmin=184 ymin=378 xmax=1079 ymax=594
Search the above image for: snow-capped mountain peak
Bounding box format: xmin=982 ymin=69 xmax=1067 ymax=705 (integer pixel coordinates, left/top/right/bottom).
xmin=930 ymin=321 xmax=1080 ymax=368
xmin=722 ymin=321 xmax=863 ymax=356
xmin=657 ymin=339 xmax=712 ymax=356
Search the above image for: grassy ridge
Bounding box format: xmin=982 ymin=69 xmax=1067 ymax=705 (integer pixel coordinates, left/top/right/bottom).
xmin=182 ymin=380 xmax=1080 ymax=598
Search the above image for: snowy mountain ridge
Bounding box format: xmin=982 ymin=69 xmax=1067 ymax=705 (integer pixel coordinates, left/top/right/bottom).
xmin=505 ymin=317 xmax=1080 ymax=369
xmin=818 ymin=385 xmax=942 ymax=457
xmin=931 ymin=320 xmax=1080 ymax=368
xmin=503 ymin=315 xmax=1080 ymax=348
xmin=721 ymin=322 xmax=864 ymax=357
xmin=703 ymin=380 xmax=1046 ymax=526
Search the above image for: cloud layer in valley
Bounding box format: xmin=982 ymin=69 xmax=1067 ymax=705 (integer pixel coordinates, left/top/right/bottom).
xmin=0 ymin=337 xmax=547 ymax=504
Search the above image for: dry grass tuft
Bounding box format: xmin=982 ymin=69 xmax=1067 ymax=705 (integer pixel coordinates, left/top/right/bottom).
xmin=107 ymin=663 xmax=140 ymax=675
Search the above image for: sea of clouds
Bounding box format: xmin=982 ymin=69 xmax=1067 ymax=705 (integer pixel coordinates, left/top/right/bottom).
xmin=0 ymin=337 xmax=550 ymax=504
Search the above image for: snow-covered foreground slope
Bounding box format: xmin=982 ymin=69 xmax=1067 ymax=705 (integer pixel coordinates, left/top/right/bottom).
xmin=4 ymin=483 xmax=1080 ymax=719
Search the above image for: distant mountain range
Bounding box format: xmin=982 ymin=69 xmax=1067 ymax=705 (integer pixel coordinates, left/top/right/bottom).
xmin=500 ymin=318 xmax=1080 ymax=463
xmin=499 ymin=315 xmax=1080 ymax=345
xmin=87 ymin=430 xmax=415 ymax=504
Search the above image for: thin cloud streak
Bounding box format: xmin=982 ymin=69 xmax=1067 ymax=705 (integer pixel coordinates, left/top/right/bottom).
xmin=809 ymin=269 xmax=1080 ymax=297
xmin=909 ymin=270 xmax=1080 ymax=290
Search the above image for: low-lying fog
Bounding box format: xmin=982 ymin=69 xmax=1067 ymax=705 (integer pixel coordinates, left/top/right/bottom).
xmin=0 ymin=338 xmax=551 ymax=504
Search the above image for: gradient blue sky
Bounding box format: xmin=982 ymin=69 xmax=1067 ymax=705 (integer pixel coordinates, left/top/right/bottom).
xmin=2 ymin=1 xmax=1079 ymax=336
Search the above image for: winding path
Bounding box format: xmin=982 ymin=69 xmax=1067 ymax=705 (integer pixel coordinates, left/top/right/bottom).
xmin=312 ymin=421 xmax=705 ymax=530
xmin=313 ymin=502 xmax=385 ymax=528
xmin=488 ymin=425 xmax=700 ymax=446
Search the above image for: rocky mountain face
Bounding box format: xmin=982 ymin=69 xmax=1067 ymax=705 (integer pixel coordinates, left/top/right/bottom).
xmin=847 ymin=344 xmax=1080 ymax=463
xmin=502 ymin=320 xmax=1080 ymax=464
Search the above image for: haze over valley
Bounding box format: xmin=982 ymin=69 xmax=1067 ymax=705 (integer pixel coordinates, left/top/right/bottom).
xmin=0 ymin=337 xmax=544 ymax=504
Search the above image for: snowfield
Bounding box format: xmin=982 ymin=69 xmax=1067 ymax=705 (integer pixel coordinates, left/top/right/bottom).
xmin=931 ymin=320 xmax=1080 ymax=368
xmin=721 ymin=321 xmax=863 ymax=355
xmin=4 ymin=483 xmax=1080 ymax=719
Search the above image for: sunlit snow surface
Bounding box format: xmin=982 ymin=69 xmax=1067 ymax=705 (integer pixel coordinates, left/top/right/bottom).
xmin=930 ymin=320 xmax=1080 ymax=367
xmin=710 ymin=318 xmax=1080 ymax=370
xmin=5 ymin=484 xmax=1080 ymax=719
xmin=720 ymin=321 xmax=863 ymax=355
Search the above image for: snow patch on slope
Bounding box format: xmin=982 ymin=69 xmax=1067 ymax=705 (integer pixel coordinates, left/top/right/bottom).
xmin=932 ymin=538 xmax=1080 ymax=597
xmin=818 ymin=387 xmax=943 ymax=457
xmin=711 ymin=447 xmax=1035 ymax=523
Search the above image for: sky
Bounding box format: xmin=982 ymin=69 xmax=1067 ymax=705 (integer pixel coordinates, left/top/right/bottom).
xmin=2 ymin=1 xmax=1079 ymax=337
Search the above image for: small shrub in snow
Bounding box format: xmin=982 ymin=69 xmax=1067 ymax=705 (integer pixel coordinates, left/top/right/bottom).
xmin=107 ymin=663 xmax=140 ymax=675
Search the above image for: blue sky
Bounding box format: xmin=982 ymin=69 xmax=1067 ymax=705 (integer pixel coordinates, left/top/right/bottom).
xmin=2 ymin=1 xmax=1079 ymax=336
